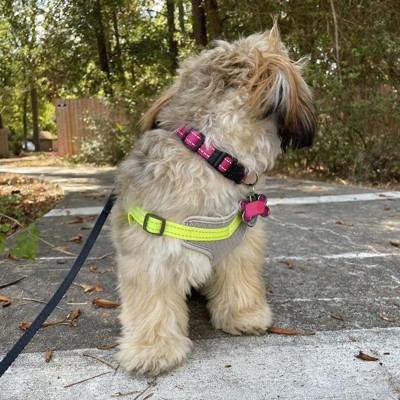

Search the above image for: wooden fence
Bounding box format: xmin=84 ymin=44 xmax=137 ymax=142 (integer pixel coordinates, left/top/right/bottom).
xmin=55 ymin=98 xmax=111 ymax=156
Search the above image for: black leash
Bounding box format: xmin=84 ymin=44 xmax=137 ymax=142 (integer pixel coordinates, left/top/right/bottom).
xmin=0 ymin=190 xmax=115 ymax=378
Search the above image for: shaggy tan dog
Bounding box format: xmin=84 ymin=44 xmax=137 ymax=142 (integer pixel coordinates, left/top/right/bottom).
xmin=111 ymin=23 xmax=316 ymax=375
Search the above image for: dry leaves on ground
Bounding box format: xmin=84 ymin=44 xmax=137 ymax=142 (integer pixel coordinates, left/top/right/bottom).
xmin=97 ymin=343 xmax=119 ymax=350
xmin=92 ymin=298 xmax=120 ymax=308
xmin=45 ymin=349 xmax=54 ymax=363
xmin=335 ymin=221 xmax=354 ymax=227
xmin=330 ymin=312 xmax=344 ymax=321
xmin=278 ymin=260 xmax=294 ymax=269
xmin=19 ymin=309 xmax=81 ymax=330
xmin=267 ymin=326 xmax=315 ymax=336
xmin=0 ymin=174 xmax=63 ymax=234
xmin=69 ymin=309 xmax=81 ymax=327
xmin=95 ymin=284 xmax=104 ymax=292
xmin=65 ymin=235 xmax=83 ymax=243
xmin=74 ymin=283 xmax=94 ymax=293
xmin=67 ymin=216 xmax=85 ymax=224
xmin=356 ymin=351 xmax=379 ymax=362
xmin=0 ymin=294 xmax=11 ymax=307
xmin=381 ymin=315 xmax=396 ymax=323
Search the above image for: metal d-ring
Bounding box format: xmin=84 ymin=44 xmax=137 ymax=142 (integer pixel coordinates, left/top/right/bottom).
xmin=242 ymin=172 xmax=259 ymax=188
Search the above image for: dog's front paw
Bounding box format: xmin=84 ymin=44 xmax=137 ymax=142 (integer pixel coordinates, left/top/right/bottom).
xmin=117 ymin=336 xmax=193 ymax=376
xmin=211 ymin=303 xmax=272 ymax=336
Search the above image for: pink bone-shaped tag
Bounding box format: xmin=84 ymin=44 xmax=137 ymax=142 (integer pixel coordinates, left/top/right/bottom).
xmin=240 ymin=195 xmax=270 ymax=224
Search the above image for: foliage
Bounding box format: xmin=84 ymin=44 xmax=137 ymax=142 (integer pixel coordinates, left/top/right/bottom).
xmin=0 ymin=223 xmax=40 ymax=260
xmin=78 ymin=112 xmax=133 ymax=165
xmin=0 ymin=0 xmax=399 ymax=184
xmin=0 ymin=174 xmax=63 ymax=259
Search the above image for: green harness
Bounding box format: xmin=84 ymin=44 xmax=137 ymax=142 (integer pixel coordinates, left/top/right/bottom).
xmin=128 ymin=207 xmax=243 ymax=241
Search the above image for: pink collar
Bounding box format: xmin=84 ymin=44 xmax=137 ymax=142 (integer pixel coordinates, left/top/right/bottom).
xmin=176 ymin=126 xmax=248 ymax=184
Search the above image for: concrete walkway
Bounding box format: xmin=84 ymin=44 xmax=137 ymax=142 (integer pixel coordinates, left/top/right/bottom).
xmin=0 ymin=165 xmax=399 ymax=400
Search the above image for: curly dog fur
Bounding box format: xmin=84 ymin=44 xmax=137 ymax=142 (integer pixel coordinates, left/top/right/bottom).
xmin=111 ymin=23 xmax=316 ymax=375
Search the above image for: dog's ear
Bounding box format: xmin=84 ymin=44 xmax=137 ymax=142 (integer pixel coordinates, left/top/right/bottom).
xmin=140 ymin=84 xmax=178 ymax=133
xmin=247 ymin=50 xmax=316 ymax=151
xmin=265 ymin=19 xmax=282 ymax=50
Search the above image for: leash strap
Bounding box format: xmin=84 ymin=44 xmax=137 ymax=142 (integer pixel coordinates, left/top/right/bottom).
xmin=0 ymin=190 xmax=115 ymax=378
xmin=128 ymin=207 xmax=243 ymax=241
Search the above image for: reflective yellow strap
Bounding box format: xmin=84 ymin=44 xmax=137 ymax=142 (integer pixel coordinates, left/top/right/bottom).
xmin=128 ymin=207 xmax=242 ymax=241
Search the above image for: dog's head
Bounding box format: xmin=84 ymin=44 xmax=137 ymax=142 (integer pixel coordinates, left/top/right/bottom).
xmin=142 ymin=23 xmax=316 ymax=153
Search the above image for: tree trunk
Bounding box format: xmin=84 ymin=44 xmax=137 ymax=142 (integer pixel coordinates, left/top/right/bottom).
xmin=93 ymin=0 xmax=112 ymax=90
xmin=191 ymin=0 xmax=207 ymax=46
xmin=23 ymin=94 xmax=28 ymax=150
xmin=205 ymin=0 xmax=222 ymax=40
xmin=178 ymin=0 xmax=185 ymax=33
xmin=31 ymin=87 xmax=40 ymax=152
xmin=0 ymin=116 xmax=9 ymax=158
xmin=166 ymin=0 xmax=178 ymax=71
xmin=112 ymin=8 xmax=125 ymax=85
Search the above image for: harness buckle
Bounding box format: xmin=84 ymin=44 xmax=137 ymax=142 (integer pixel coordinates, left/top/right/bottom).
xmin=208 ymin=150 xmax=227 ymax=169
xmin=143 ymin=213 xmax=166 ymax=236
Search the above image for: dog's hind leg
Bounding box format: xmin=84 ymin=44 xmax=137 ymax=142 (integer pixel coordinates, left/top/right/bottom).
xmin=203 ymin=223 xmax=272 ymax=335
xmin=117 ymin=263 xmax=193 ymax=375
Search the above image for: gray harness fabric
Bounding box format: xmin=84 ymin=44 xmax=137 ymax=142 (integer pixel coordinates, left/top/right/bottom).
xmin=182 ymin=210 xmax=248 ymax=266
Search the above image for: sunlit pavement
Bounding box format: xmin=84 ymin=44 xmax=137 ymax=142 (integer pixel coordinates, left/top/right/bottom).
xmin=1 ymin=166 xmax=399 ymax=400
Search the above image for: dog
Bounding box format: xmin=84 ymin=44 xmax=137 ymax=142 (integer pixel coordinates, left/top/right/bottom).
xmin=110 ymin=22 xmax=316 ymax=375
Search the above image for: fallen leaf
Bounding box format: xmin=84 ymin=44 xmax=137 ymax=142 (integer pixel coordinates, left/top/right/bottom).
xmin=330 ymin=312 xmax=343 ymax=321
xmin=389 ymin=241 xmax=400 ymax=248
xmin=69 ymin=309 xmax=81 ymax=327
xmin=19 ymin=318 xmax=68 ymax=331
xmin=92 ymin=298 xmax=120 ymax=308
xmin=75 ymin=283 xmax=94 ymax=293
xmin=279 ymin=260 xmax=294 ymax=269
xmin=45 ymin=349 xmax=54 ymax=363
xmin=0 ymin=295 xmax=11 ymax=308
xmin=356 ymin=351 xmax=379 ymax=362
xmin=8 ymin=254 xmax=20 ymax=261
xmin=267 ymin=326 xmax=315 ymax=336
xmin=89 ymin=265 xmax=98 ymax=273
xmin=41 ymin=319 xmax=68 ymax=328
xmin=66 ymin=235 xmax=83 ymax=243
xmin=97 ymin=343 xmax=119 ymax=350
xmin=95 ymin=284 xmax=104 ymax=292
xmin=19 ymin=322 xmax=32 ymax=330
xmin=67 ymin=216 xmax=85 ymax=224
xmin=335 ymin=220 xmax=354 ymax=227
xmin=224 ymin=364 xmax=232 ymax=368
xmin=380 ymin=315 xmax=396 ymax=323
xmin=384 ymin=207 xmax=391 ymax=211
